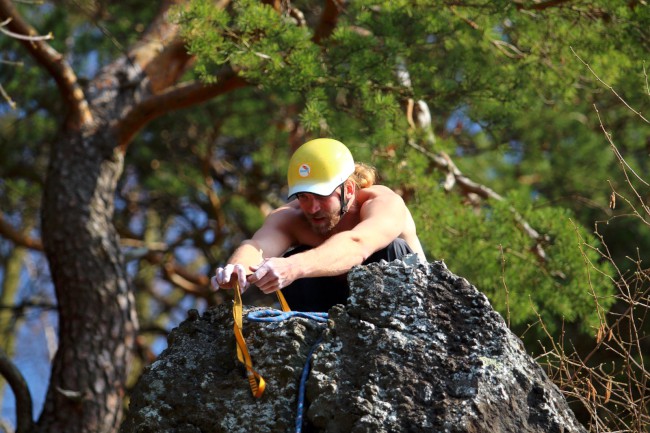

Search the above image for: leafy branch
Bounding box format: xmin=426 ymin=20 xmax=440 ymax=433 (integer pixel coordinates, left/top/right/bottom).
xmin=0 ymin=0 xmax=92 ymax=126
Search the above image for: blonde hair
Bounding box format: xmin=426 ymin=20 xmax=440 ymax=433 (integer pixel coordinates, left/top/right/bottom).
xmin=349 ymin=162 xmax=377 ymax=189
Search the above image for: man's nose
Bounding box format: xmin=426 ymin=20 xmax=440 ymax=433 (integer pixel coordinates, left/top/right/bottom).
xmin=305 ymin=197 xmax=321 ymax=213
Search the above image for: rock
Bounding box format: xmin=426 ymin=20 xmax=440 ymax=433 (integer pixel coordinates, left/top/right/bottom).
xmin=121 ymin=259 xmax=587 ymax=433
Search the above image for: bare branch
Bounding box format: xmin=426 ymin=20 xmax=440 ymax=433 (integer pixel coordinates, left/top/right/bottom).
xmin=127 ymin=0 xmax=232 ymax=86
xmin=0 ymin=348 xmax=33 ymax=433
xmin=0 ymin=211 xmax=43 ymax=251
xmin=514 ymin=0 xmax=574 ymax=11
xmin=571 ymin=47 xmax=650 ymax=124
xmin=313 ymin=0 xmax=345 ymax=43
xmin=0 ymin=0 xmax=92 ymax=127
xmin=396 ymin=51 xmax=549 ymax=262
xmin=128 ymin=1 xmax=196 ymax=89
xmin=162 ymin=261 xmax=211 ymax=297
xmin=449 ymin=6 xmax=480 ymax=30
xmin=116 ymin=71 xmax=247 ymax=146
xmin=596 ymin=105 xmax=650 ymax=191
xmin=119 ymin=237 xmax=213 ymax=298
xmin=407 ymin=140 xmax=550 ymax=262
xmin=0 ymin=17 xmax=52 ymax=40
xmin=0 ymin=82 xmax=16 ymax=109
xmin=491 ymin=39 xmax=526 ymax=59
xmin=106 ymin=0 xmax=241 ymax=149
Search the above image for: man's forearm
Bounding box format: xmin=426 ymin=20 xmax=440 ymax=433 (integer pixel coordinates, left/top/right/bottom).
xmin=288 ymin=234 xmax=369 ymax=279
xmin=228 ymin=240 xmax=264 ymax=269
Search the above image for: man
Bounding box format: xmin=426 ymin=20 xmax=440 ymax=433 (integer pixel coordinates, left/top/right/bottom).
xmin=212 ymin=138 xmax=426 ymax=311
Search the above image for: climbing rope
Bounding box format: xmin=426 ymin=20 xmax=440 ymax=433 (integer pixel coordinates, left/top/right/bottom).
xmin=294 ymin=336 xmax=324 ymax=433
xmin=231 ymin=282 xmax=327 ymax=433
xmin=247 ymin=309 xmax=327 ymax=433
xmin=247 ymin=309 xmax=328 ymax=323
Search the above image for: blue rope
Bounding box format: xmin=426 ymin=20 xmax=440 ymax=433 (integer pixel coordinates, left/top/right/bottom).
xmin=247 ymin=309 xmax=328 ymax=323
xmin=246 ymin=309 xmax=327 ymax=433
xmin=295 ymin=336 xmax=323 ymax=433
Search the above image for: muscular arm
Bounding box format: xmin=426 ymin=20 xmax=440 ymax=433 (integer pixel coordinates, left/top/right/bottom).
xmin=291 ymin=194 xmax=405 ymax=277
xmin=213 ymin=206 xmax=297 ymax=290
xmin=249 ymin=187 xmax=409 ymax=293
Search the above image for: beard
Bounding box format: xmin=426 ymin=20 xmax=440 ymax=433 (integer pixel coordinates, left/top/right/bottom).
xmin=307 ymin=207 xmax=341 ymax=235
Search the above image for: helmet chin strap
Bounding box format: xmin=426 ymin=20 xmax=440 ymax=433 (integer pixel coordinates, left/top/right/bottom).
xmin=339 ymin=183 xmax=348 ymax=216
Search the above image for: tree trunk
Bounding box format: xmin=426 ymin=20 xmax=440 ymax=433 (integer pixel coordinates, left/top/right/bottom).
xmin=0 ymin=0 xmax=246 ymax=429
xmin=32 ymin=6 xmax=240 ymax=433
xmin=38 ymin=127 xmax=137 ymax=433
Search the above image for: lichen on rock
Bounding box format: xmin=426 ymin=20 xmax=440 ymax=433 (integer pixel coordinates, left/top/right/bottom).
xmin=121 ymin=259 xmax=587 ymax=433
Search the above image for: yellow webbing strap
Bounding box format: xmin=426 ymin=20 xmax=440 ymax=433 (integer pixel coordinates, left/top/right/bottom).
xmin=232 ymin=282 xmax=291 ymax=398
xmin=276 ymin=289 xmax=291 ymax=313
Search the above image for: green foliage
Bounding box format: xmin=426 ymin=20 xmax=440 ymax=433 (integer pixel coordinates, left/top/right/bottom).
xmin=227 ymin=195 xmax=265 ymax=234
xmin=4 ymin=3 xmax=650 ymax=414
xmin=167 ymin=0 xmax=650 ymax=335
xmin=178 ymin=0 xmax=322 ymax=87
xmin=397 ymin=152 xmax=614 ymax=335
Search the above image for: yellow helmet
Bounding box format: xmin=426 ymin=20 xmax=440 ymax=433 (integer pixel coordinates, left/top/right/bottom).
xmin=287 ymin=138 xmax=355 ymax=199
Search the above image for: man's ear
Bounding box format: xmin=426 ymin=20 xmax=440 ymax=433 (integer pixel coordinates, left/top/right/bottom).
xmin=344 ymin=179 xmax=355 ymax=199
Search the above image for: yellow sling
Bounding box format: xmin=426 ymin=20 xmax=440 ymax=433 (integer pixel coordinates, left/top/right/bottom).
xmin=232 ymin=282 xmax=290 ymax=398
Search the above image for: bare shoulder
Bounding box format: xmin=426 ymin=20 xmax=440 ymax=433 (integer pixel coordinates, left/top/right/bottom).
xmin=354 ymin=185 xmax=408 ymax=227
xmin=357 ymin=184 xmax=405 ymax=205
xmin=264 ymin=201 xmax=305 ymax=228
xmin=249 ymin=201 xmax=308 ymax=255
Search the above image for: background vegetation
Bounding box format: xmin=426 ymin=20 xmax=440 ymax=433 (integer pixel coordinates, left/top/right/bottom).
xmin=0 ymin=1 xmax=648 ymax=432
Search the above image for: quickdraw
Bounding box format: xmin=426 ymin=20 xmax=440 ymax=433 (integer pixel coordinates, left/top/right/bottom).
xmin=232 ymin=281 xmax=290 ymax=398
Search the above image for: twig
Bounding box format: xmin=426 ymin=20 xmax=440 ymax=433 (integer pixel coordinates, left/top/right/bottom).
xmin=571 ymin=47 xmax=649 ymax=124
xmin=0 ymin=0 xmax=92 ymax=126
xmin=0 ymin=82 xmax=16 ymax=109
xmin=595 ymin=105 xmax=650 ymax=189
xmin=491 ymin=39 xmax=525 ymax=59
xmin=0 ymin=17 xmax=52 ymax=41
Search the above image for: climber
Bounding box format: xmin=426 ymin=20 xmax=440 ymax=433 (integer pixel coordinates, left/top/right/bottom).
xmin=211 ymin=138 xmax=426 ymax=312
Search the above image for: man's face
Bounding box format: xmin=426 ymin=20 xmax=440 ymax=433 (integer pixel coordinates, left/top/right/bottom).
xmin=296 ymin=189 xmax=342 ymax=235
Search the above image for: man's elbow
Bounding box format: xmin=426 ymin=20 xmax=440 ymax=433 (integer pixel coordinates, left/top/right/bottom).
xmin=349 ymin=236 xmax=375 ymax=265
xmin=241 ymin=239 xmax=261 ymax=249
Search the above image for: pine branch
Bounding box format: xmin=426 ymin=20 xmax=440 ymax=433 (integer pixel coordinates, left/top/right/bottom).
xmin=398 ymin=61 xmax=549 ymax=262
xmin=406 ymin=140 xmax=550 ymax=262
xmin=117 ymin=71 xmax=247 ymax=146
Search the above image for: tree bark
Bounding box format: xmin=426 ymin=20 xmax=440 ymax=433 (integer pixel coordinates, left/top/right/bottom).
xmin=38 ymin=127 xmax=137 ymax=433
xmin=30 ymin=0 xmax=243 ymax=430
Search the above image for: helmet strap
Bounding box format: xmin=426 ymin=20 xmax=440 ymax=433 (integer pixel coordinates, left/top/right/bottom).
xmin=339 ymin=183 xmax=348 ymax=216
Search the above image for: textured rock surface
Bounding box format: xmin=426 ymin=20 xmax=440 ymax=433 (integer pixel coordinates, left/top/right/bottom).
xmin=121 ymin=259 xmax=587 ymax=433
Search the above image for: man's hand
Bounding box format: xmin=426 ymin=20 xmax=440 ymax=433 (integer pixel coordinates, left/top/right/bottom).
xmin=211 ymin=264 xmax=249 ymax=292
xmin=247 ymin=258 xmax=297 ymax=294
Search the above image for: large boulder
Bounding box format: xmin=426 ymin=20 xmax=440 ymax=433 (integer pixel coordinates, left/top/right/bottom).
xmin=121 ymin=259 xmax=587 ymax=433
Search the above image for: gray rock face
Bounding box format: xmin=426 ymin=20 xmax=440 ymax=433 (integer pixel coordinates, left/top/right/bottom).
xmin=121 ymin=260 xmax=587 ymax=433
